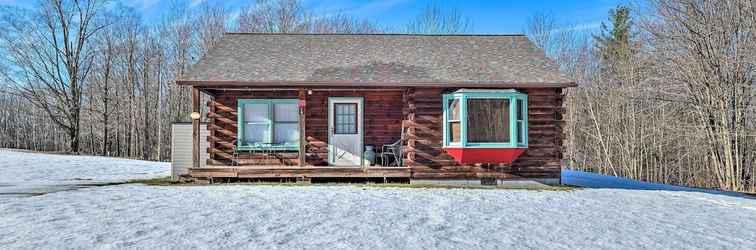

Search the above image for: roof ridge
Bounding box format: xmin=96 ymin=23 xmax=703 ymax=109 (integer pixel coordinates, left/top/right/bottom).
xmin=224 ymin=32 xmax=527 ymax=37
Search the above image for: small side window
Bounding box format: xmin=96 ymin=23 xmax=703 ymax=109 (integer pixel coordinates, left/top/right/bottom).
xmin=516 ymin=99 xmax=524 ymax=144
xmin=448 ymin=98 xmax=461 ymax=143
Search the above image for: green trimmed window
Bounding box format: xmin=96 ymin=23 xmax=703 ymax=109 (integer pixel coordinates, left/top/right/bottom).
xmin=237 ymin=99 xmax=299 ymax=150
xmin=442 ymin=89 xmax=528 ymax=148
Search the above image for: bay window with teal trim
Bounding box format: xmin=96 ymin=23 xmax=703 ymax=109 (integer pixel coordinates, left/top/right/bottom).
xmin=442 ymin=89 xmax=528 ymax=148
xmin=237 ymin=99 xmax=300 ymax=151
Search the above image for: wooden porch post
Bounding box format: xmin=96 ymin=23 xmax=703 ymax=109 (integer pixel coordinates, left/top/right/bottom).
xmin=192 ymin=87 xmax=200 ymax=168
xmin=298 ymin=89 xmax=306 ymax=167
xmin=404 ymin=88 xmax=416 ymax=167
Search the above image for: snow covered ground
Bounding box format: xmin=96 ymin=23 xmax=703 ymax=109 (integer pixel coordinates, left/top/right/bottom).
xmin=0 ymin=149 xmax=169 ymax=196
xmin=0 ymin=149 xmax=169 ymax=183
xmin=1 ymin=150 xmax=755 ymax=249
xmin=562 ymin=168 xmax=750 ymax=198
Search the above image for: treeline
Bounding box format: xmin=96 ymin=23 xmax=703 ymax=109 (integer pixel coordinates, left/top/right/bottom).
xmin=1 ymin=0 xmax=754 ymax=192
xmin=526 ymin=0 xmax=756 ymax=192
xmin=0 ymin=0 xmax=463 ymax=160
xmin=0 ymin=0 xmax=468 ymax=159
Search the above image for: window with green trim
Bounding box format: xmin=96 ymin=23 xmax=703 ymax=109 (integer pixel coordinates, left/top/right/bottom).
xmin=237 ymin=99 xmax=299 ymax=150
xmin=443 ymin=89 xmax=528 ymax=148
xmin=447 ymin=99 xmax=461 ymax=143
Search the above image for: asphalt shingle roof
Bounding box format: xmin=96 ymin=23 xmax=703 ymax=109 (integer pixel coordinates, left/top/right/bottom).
xmin=178 ymin=33 xmax=575 ymax=87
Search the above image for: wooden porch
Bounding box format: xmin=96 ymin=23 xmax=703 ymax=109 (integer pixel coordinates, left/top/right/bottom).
xmin=189 ymin=166 xmax=411 ymax=179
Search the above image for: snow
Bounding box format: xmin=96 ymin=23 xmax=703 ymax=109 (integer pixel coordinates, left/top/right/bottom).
xmin=2 ymin=185 xmax=755 ymax=249
xmin=562 ymin=169 xmax=748 ymax=198
xmin=0 ymin=149 xmax=169 ymax=197
xmin=0 ymin=149 xmax=169 ymax=184
xmin=1 ymin=150 xmax=755 ymax=249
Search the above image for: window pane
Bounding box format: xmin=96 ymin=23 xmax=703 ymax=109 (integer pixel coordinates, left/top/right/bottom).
xmin=274 ymin=123 xmax=299 ymax=145
xmin=516 ymin=121 xmax=523 ymax=144
xmin=334 ymin=103 xmax=357 ymax=134
xmin=516 ymin=99 xmax=524 ymax=121
xmin=449 ymin=98 xmax=460 ymax=120
xmin=346 ymin=104 xmax=355 ymax=114
xmin=244 ymin=104 xmax=268 ymax=122
xmin=467 ymin=99 xmax=510 ymax=143
xmin=274 ymin=103 xmax=298 ymax=122
xmin=244 ymin=123 xmax=268 ymax=144
xmin=449 ymin=122 xmax=460 ymax=143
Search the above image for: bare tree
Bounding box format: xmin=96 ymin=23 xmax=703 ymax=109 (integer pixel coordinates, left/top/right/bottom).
xmin=311 ymin=14 xmax=381 ymax=34
xmin=237 ymin=0 xmax=310 ymax=33
xmin=93 ymin=19 xmax=116 ymax=155
xmin=0 ymin=0 xmax=108 ymax=153
xmin=406 ymin=2 xmax=472 ymax=34
xmin=645 ymin=0 xmax=756 ymax=191
xmin=524 ymin=12 xmax=558 ymax=50
xmin=525 ymin=1 xmax=756 ymax=192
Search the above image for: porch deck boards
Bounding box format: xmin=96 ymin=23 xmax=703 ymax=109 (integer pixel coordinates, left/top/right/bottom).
xmin=190 ymin=166 xmax=411 ymax=178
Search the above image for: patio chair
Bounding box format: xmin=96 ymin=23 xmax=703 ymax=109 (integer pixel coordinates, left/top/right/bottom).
xmin=380 ymin=139 xmax=403 ymax=167
xmin=232 ymin=140 xmax=263 ymax=166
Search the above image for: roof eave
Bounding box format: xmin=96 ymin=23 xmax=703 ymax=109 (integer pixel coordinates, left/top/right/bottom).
xmin=176 ymin=80 xmax=578 ymax=88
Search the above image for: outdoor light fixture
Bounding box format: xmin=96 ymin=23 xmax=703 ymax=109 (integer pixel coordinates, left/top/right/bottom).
xmin=307 ymin=90 xmax=313 ymax=95
xmin=190 ymin=112 xmax=201 ymax=120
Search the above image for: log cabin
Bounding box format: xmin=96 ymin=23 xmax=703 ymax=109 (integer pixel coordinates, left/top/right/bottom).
xmin=176 ymin=33 xmax=575 ymax=184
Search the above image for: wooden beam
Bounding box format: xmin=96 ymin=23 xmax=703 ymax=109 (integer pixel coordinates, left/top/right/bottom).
xmin=208 ymin=100 xmax=237 ymax=114
xmin=298 ymin=89 xmax=306 ymax=167
xmin=176 ymin=79 xmax=578 ymax=88
xmin=192 ymin=87 xmax=200 ymax=168
xmin=207 ymin=97 xmax=216 ymax=160
xmin=405 ymin=88 xmax=416 ymax=167
xmin=207 ymin=123 xmax=236 ymax=138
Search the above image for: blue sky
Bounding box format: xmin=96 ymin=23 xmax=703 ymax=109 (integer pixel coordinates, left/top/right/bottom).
xmin=0 ymin=0 xmax=627 ymax=34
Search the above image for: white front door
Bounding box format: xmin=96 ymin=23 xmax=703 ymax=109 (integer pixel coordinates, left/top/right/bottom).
xmin=328 ymin=97 xmax=363 ymax=166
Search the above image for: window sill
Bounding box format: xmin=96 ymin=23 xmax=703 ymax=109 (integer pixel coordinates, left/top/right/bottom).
xmin=443 ymin=144 xmax=528 ymax=149
xmin=236 ymin=145 xmax=300 ymax=151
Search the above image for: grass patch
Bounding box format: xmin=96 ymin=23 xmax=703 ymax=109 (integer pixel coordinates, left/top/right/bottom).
xmin=123 ymin=177 xmax=576 ymax=191
xmin=360 ymin=183 xmax=576 ymax=191
xmin=211 ymin=181 xmax=575 ymax=191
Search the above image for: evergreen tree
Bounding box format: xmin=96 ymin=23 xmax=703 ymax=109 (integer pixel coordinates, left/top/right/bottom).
xmin=594 ymin=6 xmax=636 ymax=60
xmin=593 ymin=5 xmax=638 ymax=84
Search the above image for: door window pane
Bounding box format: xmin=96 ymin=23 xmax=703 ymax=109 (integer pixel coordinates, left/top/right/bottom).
xmin=334 ymin=103 xmax=357 ymax=134
xmin=244 ymin=104 xmax=268 ymax=122
xmin=467 ymin=99 xmax=510 ymax=143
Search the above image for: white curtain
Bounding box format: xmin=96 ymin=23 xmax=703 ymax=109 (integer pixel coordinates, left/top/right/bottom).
xmin=273 ymin=103 xmax=299 ymax=145
xmin=244 ymin=104 xmax=269 ymax=144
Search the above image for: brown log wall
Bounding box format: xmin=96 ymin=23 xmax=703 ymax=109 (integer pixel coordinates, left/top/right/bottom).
xmin=204 ymin=87 xmax=564 ymax=180
xmin=305 ymin=90 xmax=405 ymax=165
xmin=205 ymin=90 xmax=403 ymax=166
xmin=404 ymin=87 xmax=564 ymax=179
